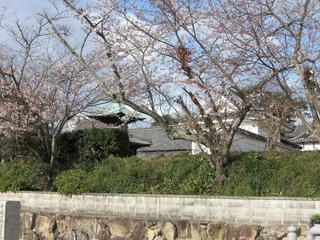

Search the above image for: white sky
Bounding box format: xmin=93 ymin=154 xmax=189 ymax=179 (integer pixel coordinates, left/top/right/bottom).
xmin=1 ymin=0 xmax=57 ymax=23
xmin=0 ymin=0 xmax=89 ymax=48
xmin=1 ymin=0 xmax=92 ymax=20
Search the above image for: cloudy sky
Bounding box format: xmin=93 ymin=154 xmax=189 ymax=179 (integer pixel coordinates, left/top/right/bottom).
xmin=1 ymin=0 xmax=89 ymax=47
xmin=2 ymin=0 xmax=94 ymax=20
xmin=2 ymin=0 xmax=59 ymax=22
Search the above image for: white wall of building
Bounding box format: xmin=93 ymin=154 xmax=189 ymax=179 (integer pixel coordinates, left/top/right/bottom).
xmin=192 ymin=132 xmax=267 ymax=155
xmin=231 ymin=132 xmax=267 ymax=152
xmin=191 ymin=120 xmax=273 ymax=155
xmin=239 ymin=120 xmax=270 ymax=139
xmin=300 ymin=143 xmax=320 ymax=151
xmin=239 ymin=121 xmax=259 ymax=135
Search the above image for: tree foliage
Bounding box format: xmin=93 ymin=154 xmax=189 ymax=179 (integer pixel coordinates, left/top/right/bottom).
xmin=44 ymin=0 xmax=285 ymax=182
xmin=0 ymin=20 xmax=104 ymax=164
xmin=59 ymin=128 xmax=131 ymax=169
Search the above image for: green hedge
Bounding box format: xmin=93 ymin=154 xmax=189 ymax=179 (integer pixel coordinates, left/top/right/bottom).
xmin=54 ymin=169 xmax=91 ymax=195
xmin=3 ymin=151 xmax=320 ymax=196
xmin=54 ymin=155 xmax=215 ymax=195
xmin=213 ymin=151 xmax=320 ymax=197
xmin=0 ymin=128 xmax=131 ymax=167
xmin=59 ymin=128 xmax=131 ymax=168
xmin=0 ymin=132 xmax=49 ymax=163
xmin=54 ymin=152 xmax=320 ymax=196
xmin=0 ymin=160 xmax=51 ymax=192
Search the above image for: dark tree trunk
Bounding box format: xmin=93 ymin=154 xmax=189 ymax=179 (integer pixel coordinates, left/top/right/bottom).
xmin=266 ymin=125 xmax=280 ymax=151
xmin=209 ymin=152 xmax=228 ymax=185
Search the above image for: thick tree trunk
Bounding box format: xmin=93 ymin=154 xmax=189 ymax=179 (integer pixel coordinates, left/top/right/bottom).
xmin=210 ymin=152 xmax=228 ymax=185
xmin=209 ymin=108 xmax=250 ymax=185
xmin=266 ymin=125 xmax=280 ymax=151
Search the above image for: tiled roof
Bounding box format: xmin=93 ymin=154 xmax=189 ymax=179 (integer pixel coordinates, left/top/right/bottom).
xmin=237 ymin=128 xmax=301 ymax=150
xmin=129 ymin=126 xmax=301 ymax=152
xmin=128 ymin=127 xmax=192 ymax=152
xmin=287 ymin=125 xmax=318 ymax=143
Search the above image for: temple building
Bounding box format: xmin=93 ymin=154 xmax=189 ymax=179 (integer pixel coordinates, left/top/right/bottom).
xmin=63 ymin=102 xmax=302 ymax=159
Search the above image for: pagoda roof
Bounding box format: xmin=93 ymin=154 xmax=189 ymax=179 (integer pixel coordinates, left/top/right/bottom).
xmin=86 ymin=102 xmax=145 ymax=125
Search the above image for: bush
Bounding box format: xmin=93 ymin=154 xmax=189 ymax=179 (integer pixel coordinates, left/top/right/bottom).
xmin=4 ymin=151 xmax=320 ymax=197
xmin=0 ymin=132 xmax=49 ymax=163
xmin=56 ymin=152 xmax=320 ymax=196
xmin=55 ymin=154 xmax=215 ymax=195
xmin=214 ymin=152 xmax=277 ymax=196
xmin=213 ymin=151 xmax=320 ymax=197
xmin=156 ymin=155 xmax=215 ymax=194
xmin=0 ymin=160 xmax=51 ymax=192
xmin=88 ymin=156 xmax=163 ymax=193
xmin=311 ymin=214 xmax=320 ymax=224
xmin=54 ymin=169 xmax=91 ymax=195
xmin=59 ymin=128 xmax=131 ymax=168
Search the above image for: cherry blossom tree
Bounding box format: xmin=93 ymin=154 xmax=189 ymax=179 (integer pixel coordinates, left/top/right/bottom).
xmin=0 ymin=19 xmax=103 ymax=165
xmin=44 ymin=0 xmax=287 ymax=182
xmin=216 ymin=0 xmax=320 ymax=144
xmin=251 ymin=90 xmax=297 ymax=151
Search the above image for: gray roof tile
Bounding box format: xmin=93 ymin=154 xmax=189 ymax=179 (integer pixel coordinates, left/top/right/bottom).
xmin=287 ymin=125 xmax=318 ymax=143
xmin=129 ymin=127 xmax=192 ymax=152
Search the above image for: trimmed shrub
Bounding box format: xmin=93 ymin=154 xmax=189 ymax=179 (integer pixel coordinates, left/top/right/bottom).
xmin=54 ymin=169 xmax=90 ymax=195
xmin=3 ymin=151 xmax=320 ymax=197
xmin=88 ymin=156 xmax=163 ymax=193
xmin=78 ymin=128 xmax=130 ymax=160
xmin=213 ymin=151 xmax=320 ymax=197
xmin=0 ymin=160 xmax=51 ymax=192
xmin=55 ymin=154 xmax=215 ymax=195
xmin=0 ymin=132 xmax=49 ymax=163
xmin=156 ymin=155 xmax=215 ymax=194
xmin=59 ymin=128 xmax=131 ymax=168
xmin=311 ymin=214 xmax=320 ymax=224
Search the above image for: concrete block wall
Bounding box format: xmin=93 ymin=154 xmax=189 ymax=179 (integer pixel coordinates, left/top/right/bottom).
xmin=0 ymin=192 xmax=319 ymax=226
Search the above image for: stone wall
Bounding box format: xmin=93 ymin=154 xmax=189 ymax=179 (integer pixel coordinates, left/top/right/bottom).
xmin=20 ymin=211 xmax=308 ymax=240
xmin=0 ymin=192 xmax=319 ymax=225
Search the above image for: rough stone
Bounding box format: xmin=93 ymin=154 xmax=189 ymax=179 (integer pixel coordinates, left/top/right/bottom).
xmin=56 ymin=215 xmax=68 ymax=233
xmin=225 ymin=224 xmax=261 ymax=240
xmin=161 ymin=221 xmax=177 ymax=240
xmin=21 ymin=212 xmax=36 ymax=231
xmin=21 ymin=229 xmax=36 ymax=240
xmin=76 ymin=218 xmax=108 ymax=239
xmin=108 ymin=218 xmax=131 ymax=238
xmin=75 ymin=231 xmax=89 ymax=240
xmin=154 ymin=236 xmax=165 ymax=240
xmin=34 ymin=215 xmax=56 ymax=240
xmin=146 ymin=220 xmax=161 ymax=240
xmin=190 ymin=223 xmax=202 ymax=240
xmin=57 ymin=230 xmax=89 ymax=240
xmin=200 ymin=223 xmax=208 ymax=230
xmin=175 ymin=220 xmax=190 ymax=239
xmin=130 ymin=219 xmax=145 ymax=239
xmin=58 ymin=230 xmax=75 ymax=240
xmin=146 ymin=220 xmax=158 ymax=229
xmin=20 ymin=211 xmax=307 ymax=240
xmin=207 ymin=222 xmax=225 ymax=240
xmin=146 ymin=229 xmax=156 ymax=240
xmin=259 ymin=226 xmax=289 ymax=240
xmin=56 ymin=215 xmax=109 ymax=239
